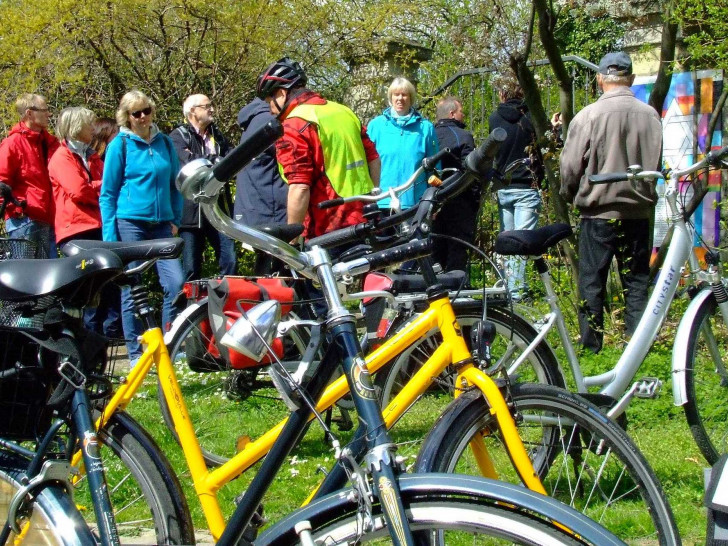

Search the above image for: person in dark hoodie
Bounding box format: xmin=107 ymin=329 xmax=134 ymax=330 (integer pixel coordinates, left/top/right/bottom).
xmin=233 ymin=97 xmax=288 ymax=227
xmin=0 ymin=93 xmax=60 ymax=258
xmin=432 ymin=96 xmax=476 ymax=271
xmin=489 ymin=75 xmax=543 ymax=301
xmin=170 ymin=93 xmax=236 ymax=280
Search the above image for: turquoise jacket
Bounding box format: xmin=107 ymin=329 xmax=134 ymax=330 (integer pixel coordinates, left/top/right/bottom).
xmin=366 ymin=107 xmax=439 ymax=209
xmin=100 ymin=126 xmax=182 ymax=241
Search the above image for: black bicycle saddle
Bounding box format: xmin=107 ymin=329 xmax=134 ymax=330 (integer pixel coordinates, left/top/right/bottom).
xmin=61 ymin=238 xmax=184 ymax=266
xmin=495 ymin=224 xmax=572 ymax=257
xmin=0 ymin=248 xmax=123 ymax=307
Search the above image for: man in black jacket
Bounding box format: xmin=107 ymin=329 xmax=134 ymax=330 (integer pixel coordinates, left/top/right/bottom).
xmin=489 ymin=76 xmax=543 ymax=300
xmin=233 ymin=97 xmax=288 ymax=227
xmin=432 ymin=96 xmax=476 ymax=271
xmin=170 ymin=94 xmax=237 ymax=280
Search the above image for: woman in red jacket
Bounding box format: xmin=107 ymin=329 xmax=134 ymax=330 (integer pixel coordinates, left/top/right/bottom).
xmin=49 ymin=107 xmax=104 ymax=246
xmin=49 ymin=106 xmax=122 ymax=337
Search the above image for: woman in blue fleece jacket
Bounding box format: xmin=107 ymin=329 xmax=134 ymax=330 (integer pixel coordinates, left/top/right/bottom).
xmin=100 ymin=90 xmax=184 ymax=364
xmin=366 ymin=77 xmax=438 ymax=210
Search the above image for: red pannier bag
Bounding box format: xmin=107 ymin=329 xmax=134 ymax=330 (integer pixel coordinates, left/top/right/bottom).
xmin=186 ymin=277 xmax=295 ymax=372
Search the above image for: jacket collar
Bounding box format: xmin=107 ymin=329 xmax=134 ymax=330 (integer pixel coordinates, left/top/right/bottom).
xmin=383 ymin=107 xmax=422 ymax=126
xmin=435 ymin=118 xmax=466 ymax=129
xmin=120 ymin=124 xmax=161 ymax=143
xmin=598 ymin=87 xmax=635 ymax=101
xmin=280 ymin=90 xmax=324 ymax=119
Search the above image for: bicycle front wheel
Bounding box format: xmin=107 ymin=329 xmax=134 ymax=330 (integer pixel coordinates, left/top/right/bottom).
xmin=257 ymin=474 xmax=623 ymax=546
xmin=683 ymin=292 xmax=728 ymax=464
xmin=0 ymin=449 xmax=96 ymax=545
xmin=73 ymin=411 xmax=194 ymax=545
xmin=416 ymin=384 xmax=679 ymax=546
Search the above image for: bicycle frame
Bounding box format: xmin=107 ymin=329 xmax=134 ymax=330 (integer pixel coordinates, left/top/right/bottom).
xmin=80 ymin=289 xmax=546 ymax=541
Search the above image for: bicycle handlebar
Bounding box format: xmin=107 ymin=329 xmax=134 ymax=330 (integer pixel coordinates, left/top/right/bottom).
xmin=212 ymin=120 xmax=284 ymax=182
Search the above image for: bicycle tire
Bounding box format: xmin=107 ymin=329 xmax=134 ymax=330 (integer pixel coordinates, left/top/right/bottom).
xmin=416 ymin=383 xmax=680 ymax=546
xmin=161 ymin=302 xmax=297 ymax=466
xmin=73 ymin=411 xmax=195 ymax=545
xmin=257 ymin=474 xmax=624 ymax=546
xmin=683 ymin=293 xmax=728 ymax=464
xmin=0 ymin=449 xmax=96 ymax=545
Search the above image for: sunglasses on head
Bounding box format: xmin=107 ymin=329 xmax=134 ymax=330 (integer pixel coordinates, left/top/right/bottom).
xmin=130 ymin=106 xmax=152 ymax=118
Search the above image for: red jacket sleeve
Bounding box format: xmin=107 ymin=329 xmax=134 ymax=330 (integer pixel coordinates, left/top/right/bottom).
xmin=361 ymin=127 xmax=379 ymax=162
xmin=276 ymin=119 xmax=317 ymax=187
xmin=49 ymin=149 xmax=101 ymax=206
xmin=0 ymin=138 xmax=19 ymax=186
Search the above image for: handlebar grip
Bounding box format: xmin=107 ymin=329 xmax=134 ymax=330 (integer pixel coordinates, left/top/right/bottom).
xmin=212 ymin=120 xmax=284 ymax=182
xmin=706 ymin=144 xmax=728 ymax=166
xmin=422 ymin=148 xmax=451 ymax=171
xmin=317 ymin=198 xmax=345 ymax=210
xmin=364 ymin=239 xmax=432 ymax=271
xmin=306 ymin=224 xmax=366 ymax=250
xmin=465 ymin=127 xmax=507 ymax=175
xmin=588 ymin=173 xmax=629 ymax=184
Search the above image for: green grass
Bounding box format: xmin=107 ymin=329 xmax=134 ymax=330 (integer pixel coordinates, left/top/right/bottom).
xmin=120 ymin=292 xmax=712 ymax=544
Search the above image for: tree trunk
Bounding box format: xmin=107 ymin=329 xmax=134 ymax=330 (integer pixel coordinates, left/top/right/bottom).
xmin=648 ymin=16 xmax=679 ymax=116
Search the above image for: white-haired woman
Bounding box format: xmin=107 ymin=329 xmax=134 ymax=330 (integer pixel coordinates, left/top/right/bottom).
xmin=366 ymin=76 xmax=438 ymax=211
xmin=100 ymin=90 xmax=183 ymax=364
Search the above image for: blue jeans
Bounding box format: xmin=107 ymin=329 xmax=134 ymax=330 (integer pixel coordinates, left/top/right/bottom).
xmin=117 ymin=219 xmax=185 ymax=361
xmin=6 ymin=217 xmax=56 ymax=258
xmin=497 ymin=188 xmax=541 ymax=298
xmin=179 ymin=217 xmax=237 ymax=280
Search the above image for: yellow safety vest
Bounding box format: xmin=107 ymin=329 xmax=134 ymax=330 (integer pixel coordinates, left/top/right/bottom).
xmin=285 ymin=100 xmax=373 ymax=198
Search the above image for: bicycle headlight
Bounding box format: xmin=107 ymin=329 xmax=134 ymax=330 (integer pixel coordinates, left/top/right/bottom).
xmin=220 ymin=300 xmax=282 ymax=361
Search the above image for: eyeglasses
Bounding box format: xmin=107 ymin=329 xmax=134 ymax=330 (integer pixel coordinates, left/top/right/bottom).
xmin=29 ymin=106 xmax=50 ymax=113
xmin=192 ymin=104 xmax=213 ymax=111
xmin=130 ymin=107 xmax=153 ymax=118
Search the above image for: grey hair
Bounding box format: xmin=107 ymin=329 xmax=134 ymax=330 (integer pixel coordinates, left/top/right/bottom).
xmin=436 ymin=96 xmax=462 ymax=120
xmin=116 ymin=90 xmax=156 ymax=128
xmin=387 ymin=77 xmax=417 ymax=106
xmin=182 ymin=94 xmax=207 ymax=120
xmin=15 ymin=94 xmax=45 ymax=118
xmin=56 ymin=107 xmax=96 ymax=141
xmin=600 ymin=74 xmax=634 ymax=86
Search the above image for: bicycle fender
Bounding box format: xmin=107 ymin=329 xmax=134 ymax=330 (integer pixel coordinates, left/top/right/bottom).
xmin=255 ymin=474 xmax=624 ymax=545
xmin=673 ymin=288 xmax=714 ymax=406
xmin=163 ymin=297 xmax=208 ymax=346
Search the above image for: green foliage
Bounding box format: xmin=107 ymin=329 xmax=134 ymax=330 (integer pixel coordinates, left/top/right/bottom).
xmin=553 ymin=7 xmax=627 ymax=63
xmin=674 ymin=0 xmax=728 ymax=70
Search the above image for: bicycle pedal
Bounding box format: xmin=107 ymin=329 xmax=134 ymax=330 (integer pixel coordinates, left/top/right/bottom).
xmin=634 ymin=377 xmax=662 ymax=399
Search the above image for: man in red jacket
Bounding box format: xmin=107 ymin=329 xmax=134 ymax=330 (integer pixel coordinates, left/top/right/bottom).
xmin=256 ymin=58 xmax=380 ymax=240
xmin=0 ymin=94 xmax=59 ymax=257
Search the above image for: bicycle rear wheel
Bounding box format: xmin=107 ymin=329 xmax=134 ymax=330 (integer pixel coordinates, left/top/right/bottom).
xmin=416 ymin=384 xmax=679 ymax=546
xmin=0 ymin=449 xmax=96 ymax=545
xmin=682 ymin=293 xmax=728 ymax=464
xmin=376 ymin=302 xmax=564 ymax=405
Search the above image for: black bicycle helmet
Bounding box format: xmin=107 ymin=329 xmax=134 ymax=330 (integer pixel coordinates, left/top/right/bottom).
xmin=256 ymin=57 xmax=308 ymax=99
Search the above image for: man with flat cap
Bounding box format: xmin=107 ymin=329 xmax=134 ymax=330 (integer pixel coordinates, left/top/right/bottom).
xmin=560 ymin=51 xmax=663 ymax=353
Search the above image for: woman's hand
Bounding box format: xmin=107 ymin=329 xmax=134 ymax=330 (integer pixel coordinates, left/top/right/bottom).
xmin=170 ymin=223 xmax=179 ymax=236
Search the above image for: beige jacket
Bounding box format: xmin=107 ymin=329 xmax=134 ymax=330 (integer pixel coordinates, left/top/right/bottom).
xmin=559 ymin=87 xmax=663 ymax=219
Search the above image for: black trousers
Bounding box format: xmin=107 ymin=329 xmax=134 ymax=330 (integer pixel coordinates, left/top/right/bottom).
xmin=577 ymin=217 xmax=651 ymax=353
xmin=432 ymin=193 xmax=479 ymax=272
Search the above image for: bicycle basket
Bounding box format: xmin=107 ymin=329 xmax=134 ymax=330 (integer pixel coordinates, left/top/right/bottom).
xmin=0 ymin=238 xmax=37 ymax=260
xmin=0 ymin=295 xmax=55 ymax=330
xmin=0 ymin=331 xmax=56 ymax=439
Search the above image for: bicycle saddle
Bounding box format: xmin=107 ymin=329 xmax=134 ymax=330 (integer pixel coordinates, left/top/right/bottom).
xmin=255 ymin=223 xmax=304 ymax=243
xmin=61 ymin=238 xmax=184 ymax=266
xmin=0 ymin=249 xmax=123 ymax=305
xmin=381 ymin=269 xmax=468 ymax=294
xmin=495 ymin=224 xmax=572 ymax=257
